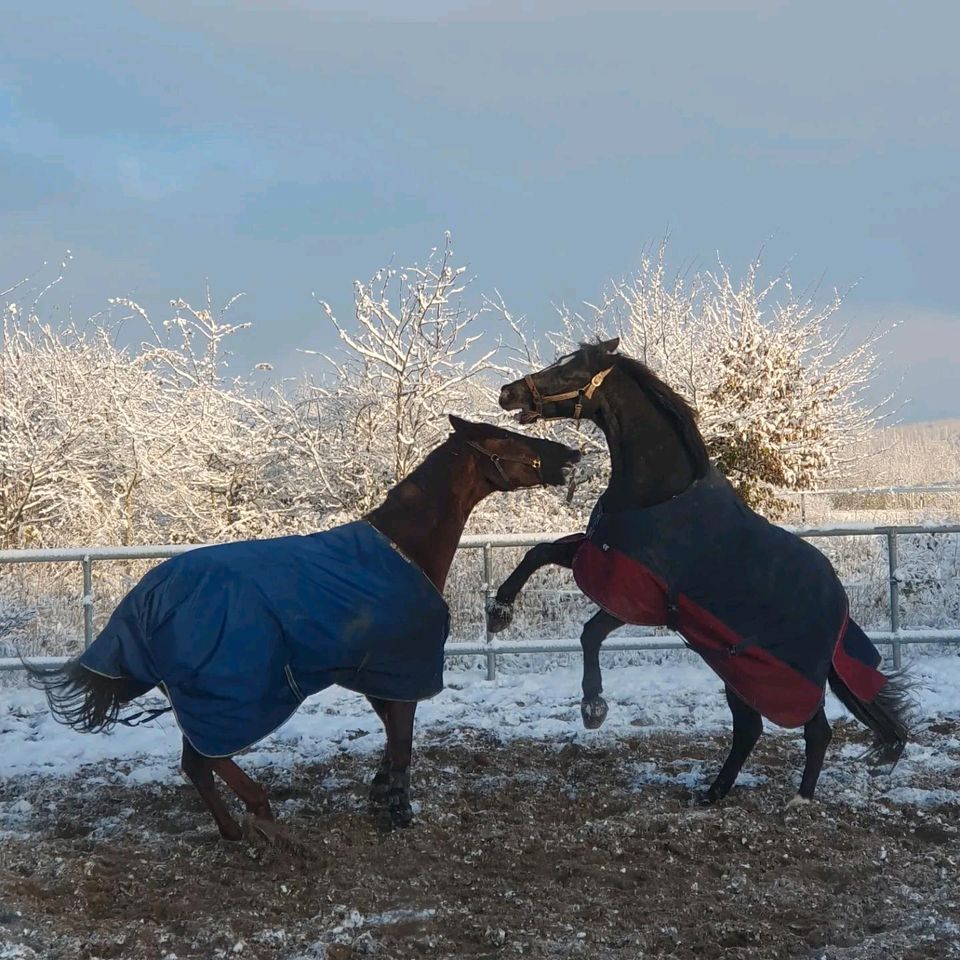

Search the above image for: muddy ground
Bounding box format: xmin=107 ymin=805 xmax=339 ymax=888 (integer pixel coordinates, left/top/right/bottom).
xmin=0 ymin=720 xmax=958 ymax=960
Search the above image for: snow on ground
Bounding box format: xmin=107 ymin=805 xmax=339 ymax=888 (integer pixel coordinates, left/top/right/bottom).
xmin=1 ymin=651 xmax=959 ymax=807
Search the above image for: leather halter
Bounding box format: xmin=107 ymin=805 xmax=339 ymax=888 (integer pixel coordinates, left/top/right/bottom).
xmin=465 ymin=439 xmax=544 ymax=486
xmin=523 ymin=366 xmax=614 ymax=424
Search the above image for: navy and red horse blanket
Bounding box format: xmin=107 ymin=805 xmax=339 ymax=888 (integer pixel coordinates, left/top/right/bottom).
xmin=570 ymin=468 xmax=887 ymax=728
xmin=80 ymin=521 xmax=450 ymax=757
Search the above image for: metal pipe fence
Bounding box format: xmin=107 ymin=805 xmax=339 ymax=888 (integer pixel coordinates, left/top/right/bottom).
xmin=3 ymin=522 xmax=960 ymax=677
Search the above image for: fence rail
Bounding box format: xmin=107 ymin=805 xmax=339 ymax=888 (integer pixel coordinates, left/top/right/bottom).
xmin=3 ymin=523 xmax=960 ymax=678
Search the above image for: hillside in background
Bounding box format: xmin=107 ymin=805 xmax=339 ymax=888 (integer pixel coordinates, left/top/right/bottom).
xmin=847 ymin=419 xmax=960 ymax=486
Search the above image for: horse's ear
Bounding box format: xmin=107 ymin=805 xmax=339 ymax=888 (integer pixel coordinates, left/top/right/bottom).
xmin=449 ymin=415 xmax=499 ymax=442
xmin=599 ymin=336 xmax=620 ymax=354
xmin=448 ymin=414 xmax=474 ymax=435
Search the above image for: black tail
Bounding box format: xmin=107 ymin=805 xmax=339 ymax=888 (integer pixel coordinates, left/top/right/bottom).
xmin=828 ymin=665 xmax=914 ymax=766
xmin=25 ymin=658 xmax=146 ymax=733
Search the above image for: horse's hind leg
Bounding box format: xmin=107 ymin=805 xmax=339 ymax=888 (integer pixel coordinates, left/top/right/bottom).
xmin=366 ymin=696 xmax=391 ymax=806
xmin=704 ymin=687 xmax=763 ymax=804
xmin=580 ymin=609 xmax=624 ymax=729
xmin=180 ymin=738 xmax=242 ymax=840
xmin=487 ymin=538 xmax=579 ymax=633
xmin=212 ymin=758 xmax=273 ymax=820
xmin=786 ymin=707 xmax=832 ymax=810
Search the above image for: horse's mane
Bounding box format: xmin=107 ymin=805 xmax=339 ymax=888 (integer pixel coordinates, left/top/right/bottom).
xmin=581 ymin=342 xmax=710 ymax=476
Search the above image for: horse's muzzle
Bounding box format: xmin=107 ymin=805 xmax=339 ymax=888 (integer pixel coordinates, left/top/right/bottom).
xmin=499 ymin=381 xmax=539 ymax=423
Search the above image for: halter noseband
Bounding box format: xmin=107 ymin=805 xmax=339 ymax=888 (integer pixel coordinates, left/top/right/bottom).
xmin=465 ymin=439 xmax=544 ymax=486
xmin=523 ymin=366 xmax=614 ymax=424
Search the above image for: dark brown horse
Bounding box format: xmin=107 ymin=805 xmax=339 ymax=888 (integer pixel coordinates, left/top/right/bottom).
xmin=491 ymin=340 xmax=911 ymax=807
xmin=31 ymin=416 xmax=580 ymax=837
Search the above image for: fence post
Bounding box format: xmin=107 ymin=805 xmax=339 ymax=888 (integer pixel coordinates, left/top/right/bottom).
xmin=886 ymin=531 xmax=901 ymax=670
xmin=482 ymin=542 xmax=497 ymax=681
xmin=81 ymin=555 xmax=94 ymax=648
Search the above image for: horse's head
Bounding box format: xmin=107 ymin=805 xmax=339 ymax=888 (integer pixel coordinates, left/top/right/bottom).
xmin=498 ymin=338 xmax=620 ymax=425
xmin=448 ymin=415 xmax=580 ymax=489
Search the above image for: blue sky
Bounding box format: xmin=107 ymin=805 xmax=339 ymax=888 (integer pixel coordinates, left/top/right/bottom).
xmin=1 ymin=0 xmax=958 ymax=420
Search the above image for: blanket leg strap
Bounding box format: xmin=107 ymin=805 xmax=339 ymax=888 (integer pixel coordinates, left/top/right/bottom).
xmin=115 ymin=705 xmax=173 ymax=727
xmin=666 ymin=589 xmax=680 ymax=632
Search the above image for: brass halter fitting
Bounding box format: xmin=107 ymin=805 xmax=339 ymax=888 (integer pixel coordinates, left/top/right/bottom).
xmin=524 ymin=366 xmax=614 ymax=424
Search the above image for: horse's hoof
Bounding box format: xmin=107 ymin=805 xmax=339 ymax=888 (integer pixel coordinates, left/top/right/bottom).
xmin=581 ymin=696 xmax=609 ymax=729
xmin=218 ymin=820 xmax=244 ymax=842
xmin=376 ymin=803 xmax=414 ymax=833
xmin=784 ymin=794 xmax=814 ymax=813
xmin=485 ymin=598 xmax=514 ymax=634
xmin=698 ymin=790 xmax=721 ymax=807
xmin=242 ymin=816 xmax=308 ymax=855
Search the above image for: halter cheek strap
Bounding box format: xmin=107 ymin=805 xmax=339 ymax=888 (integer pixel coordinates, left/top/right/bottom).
xmin=465 ymin=440 xmax=544 ymax=486
xmin=524 ymin=366 xmax=614 ymax=424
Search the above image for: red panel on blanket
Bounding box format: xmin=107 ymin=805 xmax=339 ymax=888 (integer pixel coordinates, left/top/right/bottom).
xmin=571 ymin=537 xmax=668 ymax=626
xmin=572 ymin=539 xmax=828 ymax=727
xmin=833 ymin=628 xmax=887 ymax=702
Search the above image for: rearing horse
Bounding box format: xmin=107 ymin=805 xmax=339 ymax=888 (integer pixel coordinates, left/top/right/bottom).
xmin=490 ymin=339 xmax=911 ymax=807
xmin=31 ymin=416 xmax=580 ymax=837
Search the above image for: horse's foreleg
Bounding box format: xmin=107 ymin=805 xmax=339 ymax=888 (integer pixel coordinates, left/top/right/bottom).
xmin=212 ymin=758 xmax=273 ymax=820
xmin=180 ymin=738 xmax=243 ymax=840
xmin=378 ymin=699 xmax=417 ymax=831
xmin=486 ymin=538 xmax=579 ymax=634
xmin=580 ymin=609 xmax=624 ymax=729
xmin=366 ymin=696 xmax=391 ymax=806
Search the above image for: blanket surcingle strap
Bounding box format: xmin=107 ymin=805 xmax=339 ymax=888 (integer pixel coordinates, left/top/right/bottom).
xmin=570 ymin=468 xmax=887 ymax=728
xmin=79 ymin=521 xmax=450 ymax=757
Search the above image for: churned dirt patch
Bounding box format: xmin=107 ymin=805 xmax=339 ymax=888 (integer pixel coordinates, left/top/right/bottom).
xmin=0 ymin=722 xmax=958 ymax=959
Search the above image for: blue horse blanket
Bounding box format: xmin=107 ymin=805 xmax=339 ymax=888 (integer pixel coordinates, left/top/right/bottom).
xmin=80 ymin=521 xmax=450 ymax=757
xmin=570 ymin=468 xmax=887 ymax=728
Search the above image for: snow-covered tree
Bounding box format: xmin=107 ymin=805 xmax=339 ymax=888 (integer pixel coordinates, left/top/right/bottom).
xmin=306 ymin=236 xmax=505 ymax=514
xmin=1 ymin=239 xmax=885 ymax=547
xmin=0 ymin=277 xmax=296 ymax=549
xmin=557 ymin=243 xmax=884 ymax=515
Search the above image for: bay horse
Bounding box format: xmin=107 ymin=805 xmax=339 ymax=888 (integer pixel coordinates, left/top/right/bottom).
xmin=491 ymin=339 xmax=911 ymax=807
xmin=30 ymin=416 xmax=580 ymax=837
